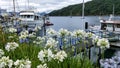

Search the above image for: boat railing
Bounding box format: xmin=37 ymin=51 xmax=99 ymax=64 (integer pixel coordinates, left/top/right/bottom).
xmin=88 ymin=29 xmax=120 ymax=42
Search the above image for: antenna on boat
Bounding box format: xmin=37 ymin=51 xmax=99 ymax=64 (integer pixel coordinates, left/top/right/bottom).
xmin=109 ymin=4 xmax=115 ymax=20
xmin=112 ymin=4 xmax=115 ymax=17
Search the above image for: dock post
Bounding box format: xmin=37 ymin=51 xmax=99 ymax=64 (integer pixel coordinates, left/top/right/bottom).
xmin=113 ymin=24 xmax=115 ymax=31
xmin=85 ymin=22 xmax=88 ymax=29
xmin=85 ymin=22 xmax=88 ymax=30
xmin=98 ymin=47 xmax=101 ymax=68
xmin=43 ymin=16 xmax=46 ymax=36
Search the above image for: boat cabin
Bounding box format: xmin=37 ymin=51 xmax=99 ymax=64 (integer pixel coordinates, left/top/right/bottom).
xmin=19 ymin=11 xmax=42 ymax=21
xmin=19 ymin=11 xmax=44 ymax=28
xmin=101 ymin=20 xmax=120 ymax=32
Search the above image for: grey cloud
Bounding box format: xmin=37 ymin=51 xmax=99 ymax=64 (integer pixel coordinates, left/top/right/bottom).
xmin=0 ymin=0 xmax=91 ymax=12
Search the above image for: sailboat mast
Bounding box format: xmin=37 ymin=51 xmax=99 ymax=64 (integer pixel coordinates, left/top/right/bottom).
xmin=70 ymin=10 xmax=72 ymax=18
xmin=13 ymin=0 xmax=16 ymax=16
xmin=81 ymin=0 xmax=85 ymax=30
xmin=112 ymin=4 xmax=115 ymax=17
xmin=27 ymin=0 xmax=29 ymax=10
xmin=82 ymin=0 xmax=85 ymax=18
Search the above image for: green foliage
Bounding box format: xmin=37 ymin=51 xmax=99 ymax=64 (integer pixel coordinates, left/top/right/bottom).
xmin=47 ymin=56 xmax=94 ymax=68
xmin=0 ymin=27 xmax=96 ymax=68
xmin=0 ymin=28 xmax=42 ymax=67
xmin=49 ymin=0 xmax=120 ymax=16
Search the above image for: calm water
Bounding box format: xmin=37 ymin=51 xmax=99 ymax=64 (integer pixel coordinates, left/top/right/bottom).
xmin=49 ymin=16 xmax=120 ymax=31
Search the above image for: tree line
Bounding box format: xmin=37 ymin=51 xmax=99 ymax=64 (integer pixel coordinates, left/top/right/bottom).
xmin=49 ymin=0 xmax=120 ymax=16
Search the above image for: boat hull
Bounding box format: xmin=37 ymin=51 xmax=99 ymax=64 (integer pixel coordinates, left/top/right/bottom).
xmin=20 ymin=20 xmax=44 ymax=27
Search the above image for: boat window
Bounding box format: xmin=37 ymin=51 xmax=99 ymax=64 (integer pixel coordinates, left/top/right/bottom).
xmin=116 ymin=24 xmax=120 ymax=28
xmin=20 ymin=15 xmax=24 ymax=18
xmin=35 ymin=16 xmax=39 ymax=20
xmin=27 ymin=15 xmax=30 ymax=18
xmin=20 ymin=15 xmax=33 ymax=18
xmin=20 ymin=15 xmax=27 ymax=18
xmin=101 ymin=23 xmax=107 ymax=30
xmin=107 ymin=24 xmax=112 ymax=27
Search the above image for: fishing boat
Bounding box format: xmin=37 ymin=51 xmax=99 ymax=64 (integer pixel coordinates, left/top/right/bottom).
xmin=19 ymin=10 xmax=44 ymax=27
xmin=100 ymin=4 xmax=120 ymax=32
xmin=13 ymin=0 xmax=49 ymax=28
xmin=44 ymin=16 xmax=53 ymax=26
xmin=100 ymin=14 xmax=120 ymax=32
xmin=100 ymin=13 xmax=120 ymax=32
xmin=88 ymin=14 xmax=120 ymax=43
xmin=45 ymin=21 xmax=53 ymax=26
xmin=90 ymin=4 xmax=120 ymax=32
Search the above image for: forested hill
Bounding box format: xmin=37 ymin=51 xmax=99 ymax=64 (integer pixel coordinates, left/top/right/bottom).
xmin=49 ymin=0 xmax=120 ymax=16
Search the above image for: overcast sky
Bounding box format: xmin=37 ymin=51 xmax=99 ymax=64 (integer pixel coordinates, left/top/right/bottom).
xmin=0 ymin=0 xmax=91 ymax=13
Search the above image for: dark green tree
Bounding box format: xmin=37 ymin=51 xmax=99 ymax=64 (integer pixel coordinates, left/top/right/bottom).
xmin=49 ymin=0 xmax=120 ymax=16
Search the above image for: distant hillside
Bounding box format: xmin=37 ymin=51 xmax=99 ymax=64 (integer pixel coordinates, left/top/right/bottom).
xmin=49 ymin=0 xmax=120 ymax=16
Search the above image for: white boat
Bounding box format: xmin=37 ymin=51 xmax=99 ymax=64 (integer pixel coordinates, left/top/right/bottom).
xmin=19 ymin=11 xmax=44 ymax=27
xmin=100 ymin=4 xmax=120 ymax=32
xmin=100 ymin=15 xmax=120 ymax=32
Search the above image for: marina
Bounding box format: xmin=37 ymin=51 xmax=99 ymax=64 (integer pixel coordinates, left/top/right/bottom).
xmin=0 ymin=0 xmax=120 ymax=68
